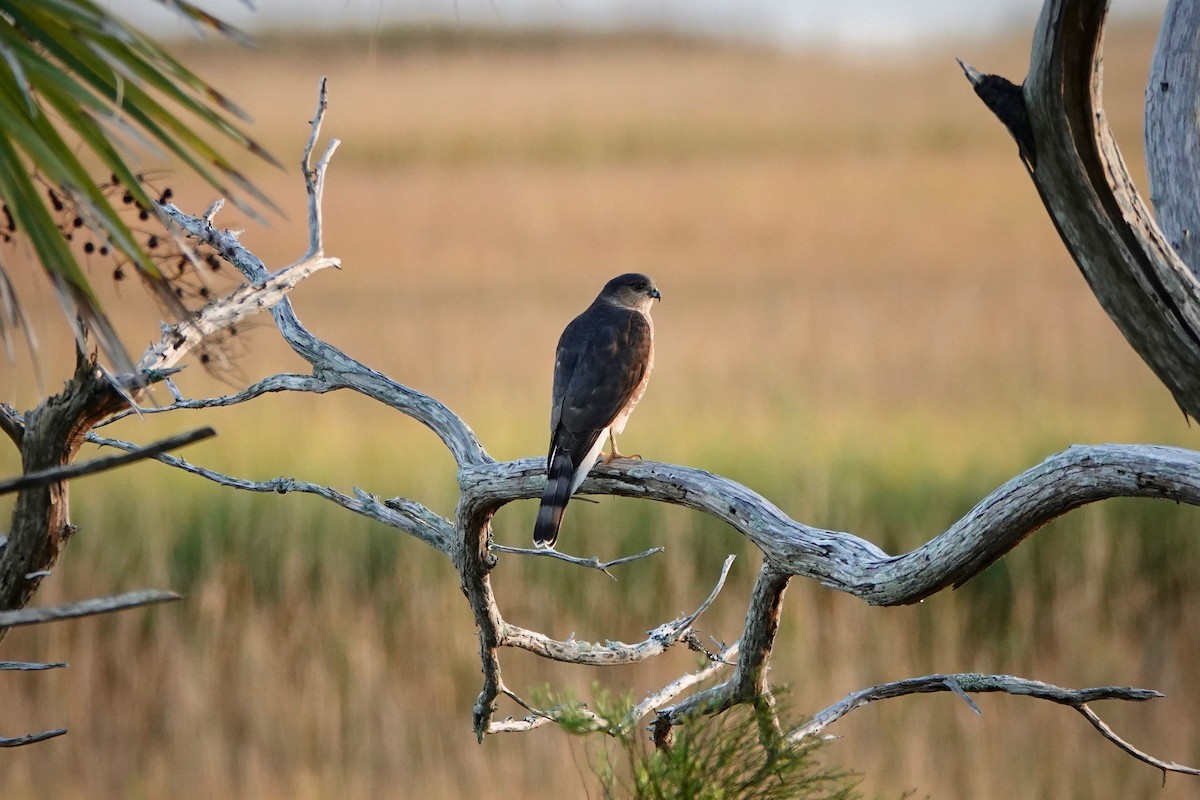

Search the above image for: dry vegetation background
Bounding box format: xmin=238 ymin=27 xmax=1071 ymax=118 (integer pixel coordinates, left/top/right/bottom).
xmin=2 ymin=20 xmax=1200 ymax=800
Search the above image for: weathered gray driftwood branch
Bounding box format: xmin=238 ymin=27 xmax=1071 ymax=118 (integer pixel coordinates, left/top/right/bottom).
xmin=460 ymin=444 xmax=1200 ymax=606
xmin=788 ymin=674 xmax=1200 ymax=779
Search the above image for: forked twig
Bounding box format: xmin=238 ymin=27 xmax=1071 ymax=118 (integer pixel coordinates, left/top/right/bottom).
xmin=788 ymin=673 xmax=1200 ymax=777
xmin=490 ymin=543 xmax=663 ymax=579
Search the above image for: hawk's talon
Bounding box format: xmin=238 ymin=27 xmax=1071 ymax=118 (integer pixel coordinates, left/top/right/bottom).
xmin=601 ymin=449 xmax=641 ymax=465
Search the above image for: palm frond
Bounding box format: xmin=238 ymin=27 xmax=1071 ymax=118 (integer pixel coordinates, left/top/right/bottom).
xmin=0 ymin=0 xmax=275 ymax=380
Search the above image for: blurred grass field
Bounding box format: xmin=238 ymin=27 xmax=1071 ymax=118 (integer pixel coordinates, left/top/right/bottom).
xmin=3 ymin=22 xmax=1200 ymax=800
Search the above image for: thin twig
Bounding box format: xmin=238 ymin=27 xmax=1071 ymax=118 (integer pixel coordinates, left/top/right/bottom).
xmin=0 ymin=729 xmax=67 ymax=747
xmin=302 ymin=77 xmax=340 ymax=257
xmin=492 ymin=685 xmax=612 ymax=734
xmin=490 ymin=543 xmax=663 ymax=579
xmin=1076 ymin=704 xmax=1200 ymax=778
xmin=492 ymin=683 xmax=611 ymax=735
xmin=625 ymin=642 xmax=740 ymax=732
xmin=0 ymin=427 xmax=215 ymax=495
xmin=788 ymin=672 xmax=1200 ymax=776
xmin=96 ymin=373 xmax=336 ymax=427
xmin=86 ymin=430 xmax=454 ymax=552
xmin=0 ymin=590 xmax=180 ymax=628
xmin=500 ymin=556 xmax=736 ymax=664
xmin=0 ymin=661 xmax=67 ymax=671
xmin=490 ymin=641 xmax=742 ymax=738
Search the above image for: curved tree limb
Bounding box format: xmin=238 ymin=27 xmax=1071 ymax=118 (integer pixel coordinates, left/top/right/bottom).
xmin=788 ymin=673 xmax=1200 ymax=779
xmin=461 ymin=444 xmax=1200 ymax=606
xmin=963 ymin=0 xmax=1200 ymax=421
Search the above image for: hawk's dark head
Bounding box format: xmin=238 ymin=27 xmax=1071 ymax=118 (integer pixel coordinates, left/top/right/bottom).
xmin=600 ymin=273 xmax=661 ymax=312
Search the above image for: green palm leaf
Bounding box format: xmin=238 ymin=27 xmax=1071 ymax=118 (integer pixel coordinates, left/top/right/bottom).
xmin=0 ymin=0 xmax=276 ymax=378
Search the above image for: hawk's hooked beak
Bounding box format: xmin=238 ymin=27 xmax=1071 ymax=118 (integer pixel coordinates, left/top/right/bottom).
xmin=650 ymin=287 xmax=662 ymax=301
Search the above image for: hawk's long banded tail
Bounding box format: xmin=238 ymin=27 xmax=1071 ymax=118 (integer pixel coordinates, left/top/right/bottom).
xmin=533 ymin=448 xmax=578 ymax=548
xmin=533 ymin=272 xmax=658 ymax=548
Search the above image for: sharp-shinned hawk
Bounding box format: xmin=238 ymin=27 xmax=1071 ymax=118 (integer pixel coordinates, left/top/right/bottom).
xmin=533 ymin=273 xmax=661 ymax=549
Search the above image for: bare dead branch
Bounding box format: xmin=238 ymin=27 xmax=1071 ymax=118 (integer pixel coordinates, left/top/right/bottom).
xmin=489 ymin=686 xmax=611 ymax=735
xmin=729 ymin=565 xmax=789 ymax=697
xmin=488 ymin=641 xmax=742 ymax=738
xmin=500 ymin=556 xmax=735 ymax=665
xmin=301 ymin=76 xmax=340 ymax=258
xmin=0 ymin=83 xmax=352 ymax=623
xmin=131 ymin=237 xmax=340 ymax=379
xmin=0 ymin=427 xmax=215 ymax=495
xmin=161 ymin=80 xmax=486 ymax=469
xmin=648 ymin=563 xmax=791 ymax=732
xmin=486 ymin=716 xmax=557 ymax=734
xmin=625 ymin=642 xmax=740 ymax=732
xmin=159 ymin=202 xmax=486 ymax=469
xmin=0 ymin=661 xmax=67 ymax=671
xmin=490 ymin=542 xmax=663 ymax=578
xmin=85 ymin=431 xmax=453 ymax=552
xmin=0 ymin=589 xmax=180 ymax=628
xmin=98 ymin=374 xmax=335 ymax=427
xmin=1077 ymin=704 xmax=1200 ymax=779
xmin=0 ymin=729 xmax=67 ymax=748
xmin=3 ymin=45 xmax=1190 ymax=779
xmin=461 ymin=444 xmax=1200 ymax=606
xmin=789 ymin=673 xmax=1200 ymax=777
xmin=142 ymin=133 xmax=1200 ymax=772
